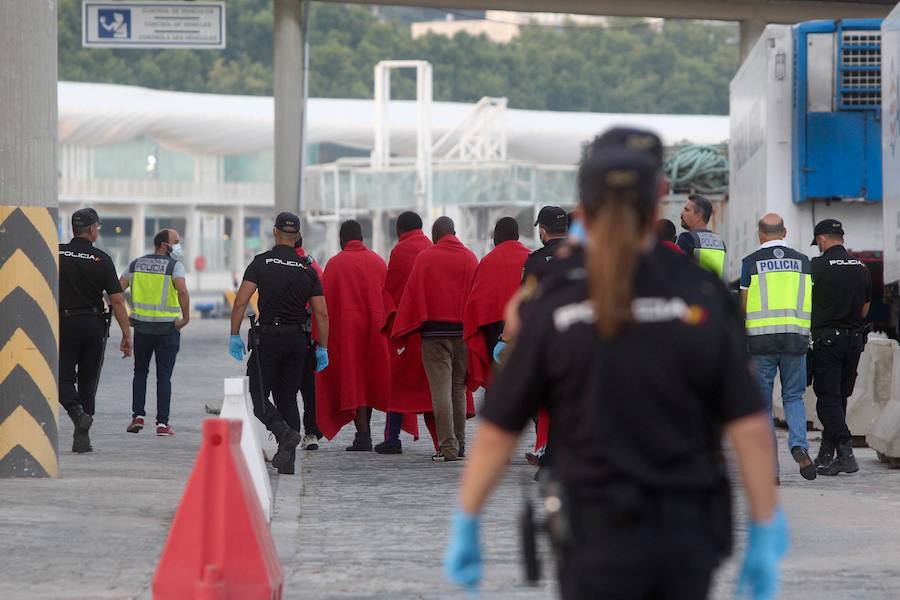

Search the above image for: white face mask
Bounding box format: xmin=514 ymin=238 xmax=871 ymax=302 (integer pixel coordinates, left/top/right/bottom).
xmin=169 ymin=243 xmax=183 ymax=261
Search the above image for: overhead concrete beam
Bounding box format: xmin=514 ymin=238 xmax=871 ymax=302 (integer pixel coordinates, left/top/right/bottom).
xmin=325 ymin=0 xmax=894 ymax=22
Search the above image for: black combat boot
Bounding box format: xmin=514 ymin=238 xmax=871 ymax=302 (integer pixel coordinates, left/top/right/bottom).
xmin=817 ymin=443 xmax=859 ymax=476
xmin=814 ymin=441 xmax=835 ymax=468
xmin=68 ymin=407 xmax=93 ymax=453
xmin=345 ymin=431 xmax=372 ymax=452
xmin=270 ymin=420 xmax=302 ymax=471
xmin=277 ymin=448 xmax=296 ymax=475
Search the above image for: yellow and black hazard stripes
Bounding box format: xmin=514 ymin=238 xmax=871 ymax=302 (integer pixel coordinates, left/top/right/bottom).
xmin=0 ymin=206 xmax=59 ymax=477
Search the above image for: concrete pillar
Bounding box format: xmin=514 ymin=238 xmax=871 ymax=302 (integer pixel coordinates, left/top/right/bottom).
xmin=230 ymin=205 xmax=245 ymax=276
xmin=185 ymin=206 xmax=201 ymax=281
xmin=371 ymin=211 xmax=385 ymax=258
xmin=129 ymin=204 xmax=146 ymax=260
xmin=0 ymin=1 xmax=60 ymax=477
xmin=740 ymin=19 xmax=767 ymax=63
xmin=274 ymin=0 xmax=310 ymax=214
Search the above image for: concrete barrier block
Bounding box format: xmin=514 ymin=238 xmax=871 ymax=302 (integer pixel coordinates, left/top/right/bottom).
xmin=846 ymin=339 xmax=897 ymax=437
xmin=866 ymin=346 xmax=900 ymax=458
xmin=221 ymin=377 xmax=273 ymax=522
xmin=773 ymin=339 xmax=898 ymax=436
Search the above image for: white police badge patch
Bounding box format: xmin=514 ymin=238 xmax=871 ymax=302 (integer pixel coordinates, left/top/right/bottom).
xmin=773 ymin=248 xmax=785 ymax=259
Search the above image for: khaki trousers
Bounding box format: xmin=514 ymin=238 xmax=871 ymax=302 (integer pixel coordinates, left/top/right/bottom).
xmin=421 ymin=337 xmax=468 ymax=459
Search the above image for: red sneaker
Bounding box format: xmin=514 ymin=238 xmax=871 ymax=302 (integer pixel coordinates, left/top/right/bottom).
xmin=126 ymin=417 xmax=144 ymax=433
xmin=156 ymin=424 xmax=174 ymax=436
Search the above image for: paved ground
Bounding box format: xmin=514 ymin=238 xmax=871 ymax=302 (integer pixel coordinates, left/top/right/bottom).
xmin=2 ymin=319 xmax=900 ymax=599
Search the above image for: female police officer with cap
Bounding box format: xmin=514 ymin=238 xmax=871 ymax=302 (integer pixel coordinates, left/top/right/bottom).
xmin=444 ymin=132 xmax=787 ymax=600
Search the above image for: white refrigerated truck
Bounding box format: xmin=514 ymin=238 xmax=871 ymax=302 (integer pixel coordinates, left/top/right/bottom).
xmin=882 ymin=5 xmax=900 ymax=337
xmin=729 ymin=17 xmax=898 ymax=337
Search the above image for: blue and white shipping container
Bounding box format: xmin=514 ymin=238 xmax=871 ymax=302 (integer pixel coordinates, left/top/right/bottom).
xmin=728 ymin=19 xmax=885 ymax=281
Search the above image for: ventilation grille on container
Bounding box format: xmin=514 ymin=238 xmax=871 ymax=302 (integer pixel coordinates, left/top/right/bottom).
xmin=839 ymin=30 xmax=881 ymax=109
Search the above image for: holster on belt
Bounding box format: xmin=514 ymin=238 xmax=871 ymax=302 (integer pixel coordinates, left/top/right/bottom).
xmin=247 ymin=315 xmax=262 ymax=350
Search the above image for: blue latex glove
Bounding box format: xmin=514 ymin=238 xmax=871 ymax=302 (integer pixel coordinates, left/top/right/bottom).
xmin=492 ymin=341 xmax=507 ymax=363
xmin=315 ymin=346 xmax=329 ymax=372
xmin=737 ymin=507 xmax=789 ymax=600
xmin=444 ymin=509 xmax=482 ymax=590
xmin=229 ymin=335 xmax=246 ymax=362
xmin=568 ymin=218 xmax=587 ymax=244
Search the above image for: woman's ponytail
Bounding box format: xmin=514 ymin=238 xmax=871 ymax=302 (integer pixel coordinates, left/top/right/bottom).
xmin=587 ymin=201 xmax=641 ymax=339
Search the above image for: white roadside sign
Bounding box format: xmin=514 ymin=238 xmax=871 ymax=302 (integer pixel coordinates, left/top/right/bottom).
xmin=82 ymin=1 xmax=225 ymax=49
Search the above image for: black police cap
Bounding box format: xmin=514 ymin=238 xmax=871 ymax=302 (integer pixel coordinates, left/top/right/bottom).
xmin=275 ymin=212 xmax=300 ymax=233
xmin=72 ymin=208 xmax=101 ymax=228
xmin=534 ymin=206 xmax=568 ymax=230
xmin=579 ymin=145 xmax=659 ymax=216
xmin=592 ymin=127 xmax=664 ymax=168
xmin=811 ymin=219 xmax=844 ymax=245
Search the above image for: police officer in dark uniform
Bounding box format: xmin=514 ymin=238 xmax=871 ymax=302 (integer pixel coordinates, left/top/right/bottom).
xmin=502 ymin=129 xmax=668 ymax=475
xmin=445 ymin=131 xmax=786 ymax=599
xmin=522 ymin=206 xmax=569 ymax=283
xmin=59 ymin=208 xmax=133 ymax=452
xmin=809 ymin=219 xmax=872 ymax=476
xmin=229 ymin=212 xmax=330 ymax=474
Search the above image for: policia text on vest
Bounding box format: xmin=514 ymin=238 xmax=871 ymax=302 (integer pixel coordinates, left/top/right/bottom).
xmin=129 ymin=255 xmax=184 ymax=324
xmin=741 ymin=245 xmax=812 ymax=355
xmin=678 ymin=230 xmax=727 ymax=278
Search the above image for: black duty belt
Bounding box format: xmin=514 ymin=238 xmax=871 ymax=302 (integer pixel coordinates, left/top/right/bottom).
xmin=254 ymin=321 xmax=310 ymax=335
xmin=61 ymin=307 xmax=103 ymax=318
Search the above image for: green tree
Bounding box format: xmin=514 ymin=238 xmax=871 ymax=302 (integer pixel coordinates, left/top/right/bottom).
xmin=58 ymin=1 xmax=739 ymax=114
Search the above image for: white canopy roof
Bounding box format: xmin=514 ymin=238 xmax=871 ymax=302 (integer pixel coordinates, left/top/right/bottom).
xmin=58 ymin=81 xmax=728 ymax=164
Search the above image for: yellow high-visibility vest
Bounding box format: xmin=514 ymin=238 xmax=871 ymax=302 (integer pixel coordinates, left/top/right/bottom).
xmin=744 ymin=246 xmax=812 ymax=337
xmin=687 ymin=230 xmax=727 ymax=278
xmin=130 ymin=255 xmax=181 ymax=322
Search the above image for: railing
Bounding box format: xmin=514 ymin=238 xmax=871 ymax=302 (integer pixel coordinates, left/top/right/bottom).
xmin=59 ymin=178 xmax=274 ymax=207
xmin=303 ymin=161 xmax=579 ymax=216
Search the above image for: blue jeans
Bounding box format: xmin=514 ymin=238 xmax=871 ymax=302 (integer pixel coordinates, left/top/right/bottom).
xmin=751 ymin=353 xmax=808 ymax=452
xmin=132 ymin=329 xmax=180 ymax=424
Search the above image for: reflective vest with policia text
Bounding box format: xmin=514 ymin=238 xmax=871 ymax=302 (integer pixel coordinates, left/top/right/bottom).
xmin=130 ymin=254 xmax=181 ymax=323
xmin=744 ymin=246 xmax=812 ymax=338
xmin=687 ymin=230 xmax=727 ymax=278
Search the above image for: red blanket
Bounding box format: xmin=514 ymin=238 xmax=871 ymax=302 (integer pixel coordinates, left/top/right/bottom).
xmin=463 ymin=240 xmax=530 ymax=392
xmin=315 ymin=241 xmax=391 ymax=440
xmin=382 ymin=230 xmax=432 ymax=439
xmin=535 ymin=408 xmax=550 ymax=451
xmin=382 ymin=231 xmax=433 ymax=416
xmin=662 ymin=240 xmax=686 ymax=255
xmin=391 ymin=235 xmax=478 ymax=419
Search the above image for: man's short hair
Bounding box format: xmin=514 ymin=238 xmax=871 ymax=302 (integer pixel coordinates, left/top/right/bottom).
xmin=493 ymin=217 xmax=520 ymax=245
xmin=339 ymin=220 xmax=364 ymax=246
xmin=153 ymin=230 xmax=170 ymax=249
xmin=688 ymin=194 xmax=713 ymax=224
xmin=656 ymin=219 xmax=677 ymax=243
xmin=758 ymin=217 xmax=785 ymax=236
xmin=432 ymin=216 xmax=455 ymax=242
xmin=396 ymin=211 xmax=423 ymax=235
